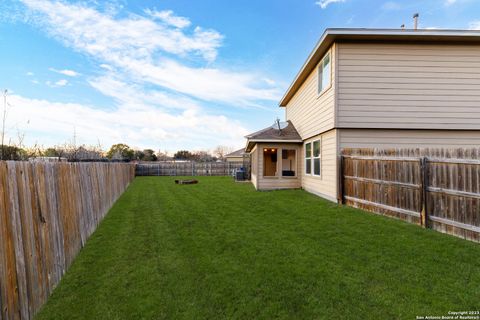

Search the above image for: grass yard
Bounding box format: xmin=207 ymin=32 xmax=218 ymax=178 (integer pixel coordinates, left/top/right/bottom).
xmin=36 ymin=177 xmax=480 ymax=320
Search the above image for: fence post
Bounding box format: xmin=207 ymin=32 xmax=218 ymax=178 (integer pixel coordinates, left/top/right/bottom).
xmin=420 ymin=156 xmax=429 ymax=228
xmin=192 ymin=162 xmax=194 ymax=176
xmin=337 ymin=155 xmax=345 ymax=204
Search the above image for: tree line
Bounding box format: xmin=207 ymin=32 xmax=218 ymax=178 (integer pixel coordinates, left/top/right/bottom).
xmin=0 ymin=142 xmax=234 ymax=162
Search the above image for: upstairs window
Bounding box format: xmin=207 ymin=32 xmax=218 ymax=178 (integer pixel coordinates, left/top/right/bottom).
xmin=318 ymin=52 xmax=331 ymax=94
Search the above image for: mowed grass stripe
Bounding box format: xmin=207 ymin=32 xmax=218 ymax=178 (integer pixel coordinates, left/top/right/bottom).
xmin=36 ymin=177 xmax=480 ymax=320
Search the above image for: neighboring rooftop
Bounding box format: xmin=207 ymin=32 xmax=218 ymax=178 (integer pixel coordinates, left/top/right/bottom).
xmin=225 ymin=148 xmax=246 ymax=158
xmin=279 ymin=28 xmax=480 ymax=107
xmin=245 ymin=121 xmax=302 ymax=152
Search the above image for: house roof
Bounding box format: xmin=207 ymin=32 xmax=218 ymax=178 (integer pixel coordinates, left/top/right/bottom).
xmin=225 ymin=148 xmax=245 ymax=158
xmin=245 ymin=121 xmax=303 ymax=152
xmin=279 ymin=28 xmax=480 ymax=107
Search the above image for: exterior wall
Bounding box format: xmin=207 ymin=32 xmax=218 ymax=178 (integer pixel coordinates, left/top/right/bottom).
xmin=301 ymin=130 xmax=338 ymax=202
xmin=285 ymin=44 xmax=336 ymax=140
xmin=255 ymin=143 xmax=302 ymax=190
xmin=337 ymin=42 xmax=480 ymax=130
xmin=339 ymin=129 xmax=480 ymax=149
xmin=226 ymin=156 xmax=244 ymax=162
xmin=250 ymin=145 xmax=259 ymax=189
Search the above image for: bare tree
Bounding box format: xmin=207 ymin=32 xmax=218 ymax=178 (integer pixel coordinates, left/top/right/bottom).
xmin=213 ymin=145 xmax=233 ymax=161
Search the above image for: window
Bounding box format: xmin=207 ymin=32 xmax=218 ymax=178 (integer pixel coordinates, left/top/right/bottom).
xmin=318 ymin=52 xmax=331 ymax=94
xmin=305 ymin=140 xmax=321 ymax=176
xmin=263 ymin=148 xmax=277 ymax=177
xmin=313 ymin=140 xmax=321 ymax=176
xmin=282 ymin=149 xmax=296 ymax=177
xmin=305 ymin=143 xmax=311 ymax=174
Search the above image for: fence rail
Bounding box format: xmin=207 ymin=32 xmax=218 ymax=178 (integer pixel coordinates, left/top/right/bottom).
xmin=341 ymin=148 xmax=480 ymax=243
xmin=135 ymin=161 xmax=250 ymax=177
xmin=0 ymin=161 xmax=135 ymax=320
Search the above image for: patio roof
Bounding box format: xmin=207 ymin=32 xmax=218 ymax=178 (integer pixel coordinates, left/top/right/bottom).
xmin=245 ymin=121 xmax=302 ymax=152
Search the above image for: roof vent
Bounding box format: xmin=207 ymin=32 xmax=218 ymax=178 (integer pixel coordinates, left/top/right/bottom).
xmin=413 ymin=13 xmax=419 ymax=30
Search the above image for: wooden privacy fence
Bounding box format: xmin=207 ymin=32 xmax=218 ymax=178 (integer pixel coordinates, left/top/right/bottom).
xmin=135 ymin=161 xmax=250 ymax=177
xmin=0 ymin=161 xmax=135 ymax=320
xmin=340 ymin=148 xmax=480 ymax=243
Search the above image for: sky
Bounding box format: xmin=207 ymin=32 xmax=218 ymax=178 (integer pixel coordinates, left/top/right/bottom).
xmin=0 ymin=0 xmax=479 ymax=153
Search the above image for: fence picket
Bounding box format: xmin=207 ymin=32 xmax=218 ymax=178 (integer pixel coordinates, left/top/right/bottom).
xmin=342 ymin=148 xmax=480 ymax=242
xmin=135 ymin=161 xmax=250 ymax=178
xmin=0 ymin=162 xmax=134 ymax=320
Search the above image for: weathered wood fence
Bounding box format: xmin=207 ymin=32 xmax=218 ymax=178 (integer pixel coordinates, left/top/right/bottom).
xmin=135 ymin=161 xmax=250 ymax=178
xmin=0 ymin=161 xmax=135 ymax=320
xmin=340 ymin=148 xmax=480 ymax=242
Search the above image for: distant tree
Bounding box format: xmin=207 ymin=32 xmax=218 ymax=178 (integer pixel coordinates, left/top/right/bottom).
xmin=43 ymin=147 xmax=59 ymax=157
xmin=174 ymin=150 xmax=194 ymax=160
xmin=192 ymin=150 xmax=215 ymax=162
xmin=107 ymin=143 xmax=134 ymax=161
xmin=134 ymin=150 xmax=145 ymax=161
xmin=143 ymin=149 xmax=157 ymax=161
xmin=0 ymin=145 xmax=26 ymax=160
xmin=213 ymin=145 xmax=233 ymax=161
xmin=156 ymin=150 xmax=171 ymax=161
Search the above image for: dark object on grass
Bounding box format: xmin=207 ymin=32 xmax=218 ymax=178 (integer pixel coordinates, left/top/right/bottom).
xmin=175 ymin=179 xmax=199 ymax=185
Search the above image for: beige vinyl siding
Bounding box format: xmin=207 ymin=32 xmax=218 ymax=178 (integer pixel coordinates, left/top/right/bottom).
xmin=337 ymin=43 xmax=480 ymax=130
xmin=250 ymin=145 xmax=258 ymax=189
xmin=255 ymin=143 xmax=302 ymax=190
xmin=339 ymin=129 xmax=480 ymax=149
xmin=301 ymin=130 xmax=338 ymax=202
xmin=285 ymin=44 xmax=336 ymax=139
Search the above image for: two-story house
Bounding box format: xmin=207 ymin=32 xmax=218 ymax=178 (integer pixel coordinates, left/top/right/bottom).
xmin=245 ymin=28 xmax=480 ymax=202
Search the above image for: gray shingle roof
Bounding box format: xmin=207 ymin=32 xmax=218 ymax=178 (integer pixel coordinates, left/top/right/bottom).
xmin=245 ymin=120 xmax=302 ymax=141
xmin=245 ymin=121 xmax=302 ymax=152
xmin=225 ymin=148 xmax=245 ymax=157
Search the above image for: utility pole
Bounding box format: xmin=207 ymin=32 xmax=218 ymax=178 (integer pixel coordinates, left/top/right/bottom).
xmin=1 ymin=90 xmax=7 ymax=160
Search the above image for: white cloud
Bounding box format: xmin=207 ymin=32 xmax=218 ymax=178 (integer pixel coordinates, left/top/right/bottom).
xmin=469 ymin=21 xmax=480 ymax=30
xmin=445 ymin=0 xmax=457 ymax=5
xmin=6 ymin=93 xmax=249 ymax=151
xmin=26 ymin=71 xmax=34 ymax=76
xmin=22 ymin=0 xmax=222 ymax=62
xmin=49 ymin=68 xmax=80 ymax=77
xmin=20 ymin=0 xmax=278 ymax=105
xmin=88 ymin=75 xmax=202 ymax=111
xmin=46 ymin=79 xmax=68 ymax=87
xmin=315 ymin=0 xmax=345 ymax=9
xmin=144 ymin=9 xmax=191 ymax=29
xmin=12 ymin=0 xmax=280 ymax=150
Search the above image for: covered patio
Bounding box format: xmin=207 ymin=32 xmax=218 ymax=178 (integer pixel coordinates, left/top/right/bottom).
xmin=245 ymin=121 xmax=303 ymax=190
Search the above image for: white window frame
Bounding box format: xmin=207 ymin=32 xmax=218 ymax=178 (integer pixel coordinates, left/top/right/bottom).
xmin=317 ymin=51 xmax=332 ymax=96
xmin=305 ymin=142 xmax=312 ymax=175
xmin=312 ymin=139 xmax=321 ymax=177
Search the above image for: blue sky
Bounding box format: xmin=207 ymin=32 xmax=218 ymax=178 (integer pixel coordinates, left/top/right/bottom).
xmin=0 ymin=0 xmax=479 ymax=153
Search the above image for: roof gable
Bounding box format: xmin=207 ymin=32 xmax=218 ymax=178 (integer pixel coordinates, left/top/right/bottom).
xmin=279 ymin=28 xmax=480 ymax=107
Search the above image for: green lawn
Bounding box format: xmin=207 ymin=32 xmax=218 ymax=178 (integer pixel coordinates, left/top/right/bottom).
xmin=36 ymin=177 xmax=480 ymax=320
